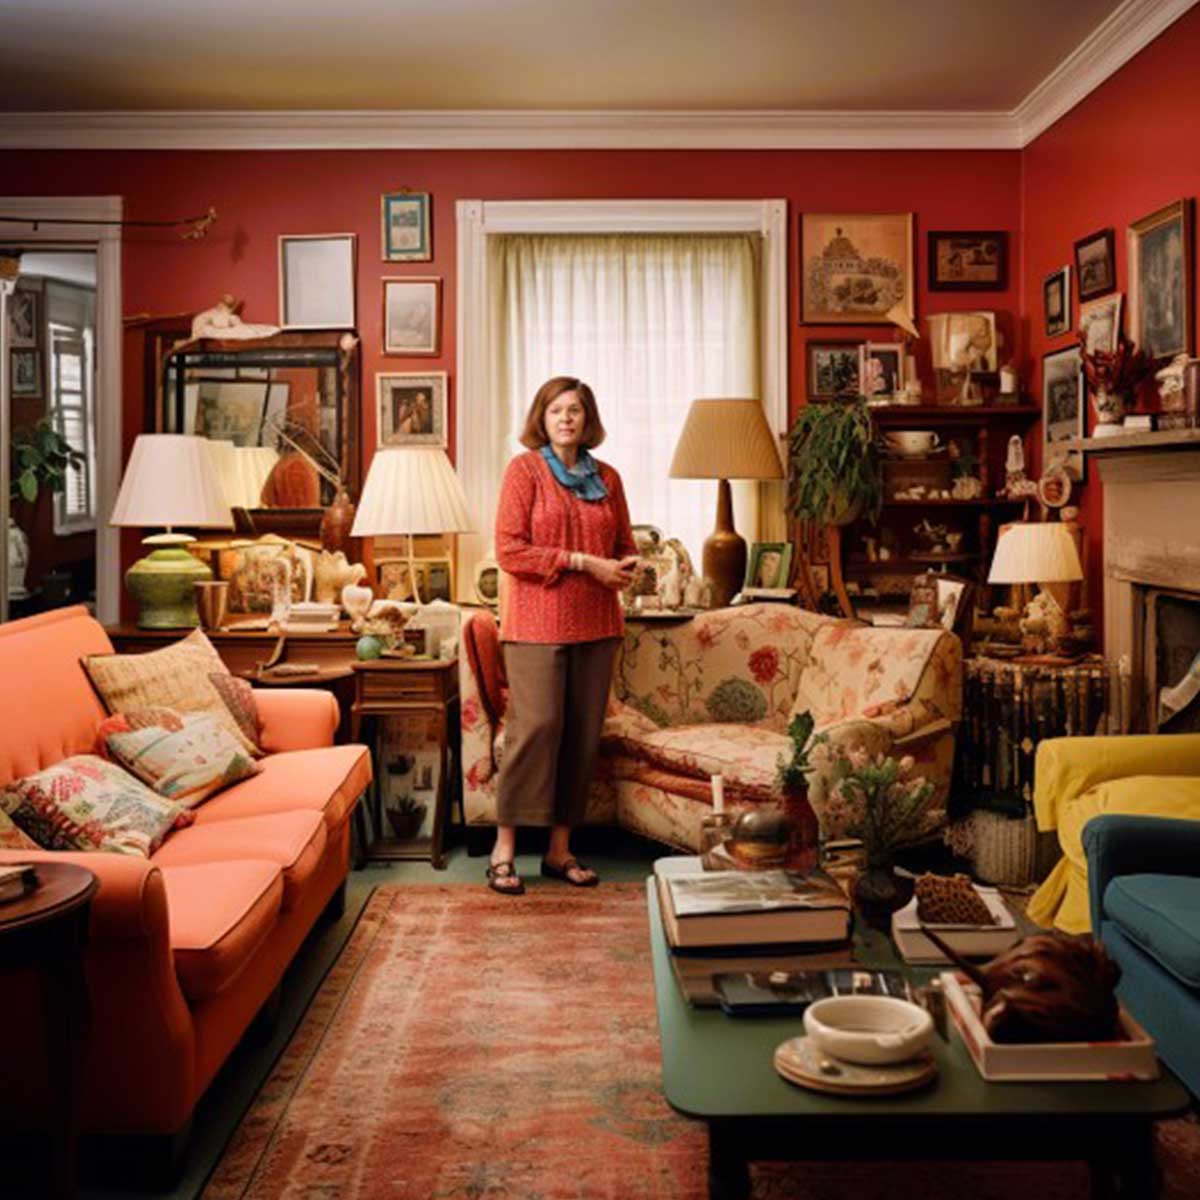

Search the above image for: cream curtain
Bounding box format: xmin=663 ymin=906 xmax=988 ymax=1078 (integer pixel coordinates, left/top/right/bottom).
xmin=481 ymin=232 xmax=762 ymax=571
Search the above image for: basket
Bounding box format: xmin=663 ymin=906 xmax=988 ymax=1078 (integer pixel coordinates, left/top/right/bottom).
xmin=947 ymin=809 xmax=1058 ymax=888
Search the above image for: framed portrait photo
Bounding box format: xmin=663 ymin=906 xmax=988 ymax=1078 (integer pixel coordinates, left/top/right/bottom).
xmin=10 ymin=348 xmax=42 ymax=398
xmin=743 ymin=541 xmax=794 ymax=590
xmin=801 ymin=212 xmax=914 ymax=324
xmin=860 ymin=342 xmax=905 ymax=398
xmin=927 ymin=230 xmax=1008 ymax=291
xmin=1074 ymin=228 xmax=1116 ymax=302
xmin=805 ymin=339 xmax=862 ymax=400
xmin=376 ymin=371 xmax=448 ymax=448
xmin=279 ymin=233 xmax=357 ymax=329
xmin=1043 ymin=265 xmax=1071 ymax=337
xmin=7 ymin=287 xmax=39 ymax=347
xmin=381 ymin=192 xmax=432 ymax=262
xmin=1128 ymin=198 xmax=1194 ymax=359
xmin=383 ymin=276 xmax=440 ymax=356
xmin=1079 ymin=293 xmax=1123 ymax=356
xmin=377 ymin=556 xmax=454 ymax=603
xmin=1043 ymin=344 xmax=1085 ymax=482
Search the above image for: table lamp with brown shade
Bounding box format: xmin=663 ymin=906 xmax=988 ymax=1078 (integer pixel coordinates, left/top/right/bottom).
xmin=669 ymin=398 xmax=784 ymax=608
xmin=987 ymin=521 xmax=1084 ymax=658
xmin=109 ymin=434 xmax=233 ymax=628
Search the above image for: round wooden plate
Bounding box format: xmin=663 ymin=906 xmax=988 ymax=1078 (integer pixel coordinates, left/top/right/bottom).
xmin=774 ymin=1036 xmax=938 ymax=1096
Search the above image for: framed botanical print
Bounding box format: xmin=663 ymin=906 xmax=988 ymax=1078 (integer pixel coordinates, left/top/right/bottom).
xmin=1043 ymin=345 xmax=1085 ymax=482
xmin=381 ymin=192 xmax=432 ymax=262
xmin=927 ymin=231 xmax=1007 ymax=291
xmin=805 ymin=339 xmax=861 ymax=400
xmin=376 ymin=371 xmax=447 ymax=448
xmin=1043 ymin=265 xmax=1071 ymax=337
xmin=1074 ymin=228 xmax=1116 ymax=301
xmin=1128 ymin=199 xmax=1194 ymax=359
xmin=383 ymin=277 xmax=441 ymax=355
xmin=801 ymin=212 xmax=914 ymax=324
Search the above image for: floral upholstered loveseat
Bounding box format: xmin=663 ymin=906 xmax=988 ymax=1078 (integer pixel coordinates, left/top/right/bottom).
xmin=459 ymin=603 xmax=962 ymax=852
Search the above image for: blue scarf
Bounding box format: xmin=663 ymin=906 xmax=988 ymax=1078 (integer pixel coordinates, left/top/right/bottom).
xmin=540 ymin=445 xmax=609 ymax=501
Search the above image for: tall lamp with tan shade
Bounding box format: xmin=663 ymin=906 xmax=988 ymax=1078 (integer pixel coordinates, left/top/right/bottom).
xmin=351 ymin=447 xmax=473 ymax=603
xmin=669 ymin=398 xmax=784 ymax=608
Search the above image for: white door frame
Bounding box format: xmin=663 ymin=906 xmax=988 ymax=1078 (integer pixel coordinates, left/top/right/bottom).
xmin=0 ymin=196 xmax=122 ymax=623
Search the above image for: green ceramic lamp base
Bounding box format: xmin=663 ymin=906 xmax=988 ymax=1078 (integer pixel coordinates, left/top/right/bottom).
xmin=125 ymin=533 xmax=212 ymax=629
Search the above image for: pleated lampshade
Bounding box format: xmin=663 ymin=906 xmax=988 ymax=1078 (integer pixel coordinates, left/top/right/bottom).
xmin=110 ymin=434 xmax=232 ymax=530
xmin=351 ymin=447 xmax=473 ymax=538
xmin=669 ymin=399 xmax=784 ymax=480
xmin=988 ymin=522 xmax=1083 ymax=584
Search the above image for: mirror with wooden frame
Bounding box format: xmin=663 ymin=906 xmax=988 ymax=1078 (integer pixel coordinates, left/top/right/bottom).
xmin=161 ymin=329 xmax=361 ymax=539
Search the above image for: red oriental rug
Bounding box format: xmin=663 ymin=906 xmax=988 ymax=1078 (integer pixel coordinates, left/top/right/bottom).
xmin=203 ymin=885 xmax=1200 ymax=1199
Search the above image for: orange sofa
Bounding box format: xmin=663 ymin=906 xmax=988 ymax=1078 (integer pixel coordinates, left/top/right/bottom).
xmin=0 ymin=606 xmax=372 ymax=1165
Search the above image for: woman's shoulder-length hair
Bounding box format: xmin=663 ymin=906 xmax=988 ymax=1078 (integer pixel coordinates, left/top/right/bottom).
xmin=518 ymin=376 xmax=606 ymax=450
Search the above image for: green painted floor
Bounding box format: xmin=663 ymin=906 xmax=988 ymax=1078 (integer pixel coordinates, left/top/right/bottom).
xmin=80 ymin=828 xmax=665 ymax=1200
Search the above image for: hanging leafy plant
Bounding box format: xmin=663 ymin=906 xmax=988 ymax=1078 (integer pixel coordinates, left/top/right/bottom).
xmin=9 ymin=419 xmax=84 ymax=503
xmin=787 ymin=396 xmax=883 ymax=526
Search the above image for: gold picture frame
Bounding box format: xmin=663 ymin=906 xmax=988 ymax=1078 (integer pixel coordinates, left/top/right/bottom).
xmin=801 ymin=212 xmax=914 ymax=325
xmin=376 ymin=555 xmax=454 ymax=603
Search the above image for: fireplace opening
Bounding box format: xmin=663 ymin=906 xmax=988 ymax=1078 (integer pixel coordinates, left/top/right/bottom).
xmin=1145 ymin=589 xmax=1200 ymax=733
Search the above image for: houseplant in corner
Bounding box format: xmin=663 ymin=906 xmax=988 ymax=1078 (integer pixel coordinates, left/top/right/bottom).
xmin=787 ymin=395 xmax=883 ymax=526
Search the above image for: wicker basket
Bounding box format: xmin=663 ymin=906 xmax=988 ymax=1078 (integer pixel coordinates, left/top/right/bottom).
xmin=949 ymin=810 xmax=1059 ymax=888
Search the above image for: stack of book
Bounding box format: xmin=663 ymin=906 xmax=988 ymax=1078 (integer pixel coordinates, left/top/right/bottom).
xmin=654 ymin=856 xmax=853 ymax=1006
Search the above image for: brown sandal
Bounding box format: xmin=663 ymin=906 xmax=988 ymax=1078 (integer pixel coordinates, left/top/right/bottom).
xmin=540 ymin=857 xmax=599 ymax=887
xmin=486 ymin=861 xmax=525 ymax=895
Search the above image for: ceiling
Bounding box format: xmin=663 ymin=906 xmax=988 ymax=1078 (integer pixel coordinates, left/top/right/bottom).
xmin=0 ymin=0 xmax=1126 ymax=113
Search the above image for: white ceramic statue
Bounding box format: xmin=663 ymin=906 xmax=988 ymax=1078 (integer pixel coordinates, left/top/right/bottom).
xmin=191 ymin=294 xmax=279 ymax=341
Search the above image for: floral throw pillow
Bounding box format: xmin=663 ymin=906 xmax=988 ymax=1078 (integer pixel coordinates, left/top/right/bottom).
xmin=0 ymin=756 xmax=186 ymax=857
xmin=104 ymin=711 xmax=261 ymax=808
xmin=207 ymin=673 xmax=263 ymax=755
xmin=0 ymin=808 xmax=40 ymax=851
xmin=94 ymin=707 xmax=185 ymax=759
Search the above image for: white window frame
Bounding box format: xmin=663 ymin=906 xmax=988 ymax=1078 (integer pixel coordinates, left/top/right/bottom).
xmin=48 ymin=321 xmax=96 ymax=534
xmin=455 ymin=199 xmax=788 ymax=583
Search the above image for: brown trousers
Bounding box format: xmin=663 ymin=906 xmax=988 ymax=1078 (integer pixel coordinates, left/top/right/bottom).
xmin=496 ymin=638 xmax=620 ymax=827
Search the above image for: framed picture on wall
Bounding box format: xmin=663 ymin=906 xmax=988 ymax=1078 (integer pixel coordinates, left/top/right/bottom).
xmin=376 ymin=371 xmax=448 ymax=448
xmin=1074 ymin=228 xmax=1116 ymax=301
xmin=1043 ymin=265 xmax=1071 ymax=337
xmin=7 ymin=286 xmax=39 ymax=347
xmin=10 ymin=348 xmax=42 ymax=398
xmin=278 ymin=234 xmax=357 ymax=329
xmin=801 ymin=212 xmax=914 ymax=324
xmin=381 ymin=192 xmax=432 ymax=262
xmin=927 ymin=231 xmax=1008 ymax=291
xmin=805 ymin=339 xmax=862 ymax=400
xmin=1043 ymin=344 xmax=1085 ymax=482
xmin=1079 ymin=294 xmax=1123 ymax=355
xmin=1128 ymin=198 xmax=1194 ymax=360
xmin=383 ymin=277 xmax=441 ymax=355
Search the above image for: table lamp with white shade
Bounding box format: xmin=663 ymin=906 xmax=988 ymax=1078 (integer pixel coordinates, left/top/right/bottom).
xmin=351 ymin=447 xmax=473 ymax=604
xmin=109 ymin=434 xmax=233 ymax=628
xmin=987 ymin=521 xmax=1083 ymax=658
xmin=669 ymin=398 xmax=784 ymax=608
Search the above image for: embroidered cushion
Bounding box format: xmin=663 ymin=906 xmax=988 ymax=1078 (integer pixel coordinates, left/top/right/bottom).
xmin=0 ymin=755 xmax=186 ymax=857
xmin=0 ymin=809 xmax=40 ymax=851
xmin=103 ymin=710 xmax=261 ymax=808
xmin=94 ymin=707 xmax=185 ymax=758
xmin=82 ymin=628 xmax=257 ymax=755
xmin=207 ymin=673 xmax=263 ymax=754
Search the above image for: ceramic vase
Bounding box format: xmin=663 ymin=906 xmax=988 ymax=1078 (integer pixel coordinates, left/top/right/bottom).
xmin=1091 ymin=387 xmax=1127 ymax=430
xmin=320 ymin=488 xmax=357 ymax=554
xmin=782 ymin=785 xmax=820 ymax=873
xmin=851 ymin=849 xmax=914 ymax=932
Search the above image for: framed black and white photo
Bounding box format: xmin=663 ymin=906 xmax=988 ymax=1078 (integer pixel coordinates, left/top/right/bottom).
xmin=7 ymin=287 xmax=39 ymax=347
xmin=805 ymin=339 xmax=861 ymax=400
xmin=927 ymin=230 xmax=1007 ymax=291
xmin=376 ymin=371 xmax=447 ymax=448
xmin=1074 ymin=228 xmax=1115 ymax=301
xmin=10 ymin=348 xmax=42 ymax=398
xmin=1043 ymin=265 xmax=1071 ymax=337
xmin=860 ymin=342 xmax=905 ymax=398
xmin=278 ymin=234 xmax=357 ymax=329
xmin=1128 ymin=199 xmax=1194 ymax=359
xmin=383 ymin=277 xmax=440 ymax=356
xmin=1043 ymin=345 xmax=1085 ymax=482
xmin=381 ymin=192 xmax=432 ymax=262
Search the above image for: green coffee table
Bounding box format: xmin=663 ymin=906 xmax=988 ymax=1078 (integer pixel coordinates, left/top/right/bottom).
xmin=647 ymin=881 xmax=1190 ymax=1200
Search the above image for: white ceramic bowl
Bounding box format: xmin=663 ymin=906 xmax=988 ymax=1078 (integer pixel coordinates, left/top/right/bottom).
xmin=803 ymin=995 xmax=933 ymax=1065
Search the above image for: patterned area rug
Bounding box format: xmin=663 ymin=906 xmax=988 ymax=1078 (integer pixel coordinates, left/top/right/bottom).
xmin=204 ymin=885 xmax=1199 ymax=1199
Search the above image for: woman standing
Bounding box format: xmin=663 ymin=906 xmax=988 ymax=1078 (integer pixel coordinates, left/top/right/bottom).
xmin=488 ymin=376 xmax=639 ymax=894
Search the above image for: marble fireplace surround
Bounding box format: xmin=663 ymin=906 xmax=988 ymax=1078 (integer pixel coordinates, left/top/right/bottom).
xmin=1092 ymin=434 xmax=1200 ymax=730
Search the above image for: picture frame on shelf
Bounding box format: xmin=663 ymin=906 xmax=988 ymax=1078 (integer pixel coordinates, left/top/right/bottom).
xmin=1043 ymin=344 xmax=1085 ymax=483
xmin=1078 ymin=293 xmax=1123 ymax=356
xmin=278 ymin=233 xmax=356 ymax=329
xmin=927 ymin=231 xmax=1007 ymax=291
xmin=801 ymin=212 xmax=914 ymax=325
xmin=744 ymin=541 xmax=794 ymax=590
xmin=905 ymin=573 xmax=940 ymax=628
xmin=376 ymin=371 xmax=447 ymax=448
xmin=7 ymin=286 xmax=39 ymax=347
xmin=383 ymin=277 xmax=441 ymax=356
xmin=1074 ymin=228 xmax=1116 ymax=301
xmin=381 ymin=191 xmax=432 ymax=262
xmin=860 ymin=342 xmax=905 ymax=399
xmin=1043 ymin=265 xmax=1071 ymax=337
xmin=10 ymin=348 xmax=42 ymax=398
xmin=1128 ymin=198 xmax=1193 ymax=359
xmin=806 ymin=339 xmax=862 ymax=400
xmin=377 ymin=556 xmax=454 ymax=603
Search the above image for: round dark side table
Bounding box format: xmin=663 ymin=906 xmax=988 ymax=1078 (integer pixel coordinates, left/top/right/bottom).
xmin=0 ymin=861 xmax=98 ymax=1199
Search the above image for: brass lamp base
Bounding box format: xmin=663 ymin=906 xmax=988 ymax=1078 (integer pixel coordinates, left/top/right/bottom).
xmin=703 ymin=478 xmax=746 ymax=609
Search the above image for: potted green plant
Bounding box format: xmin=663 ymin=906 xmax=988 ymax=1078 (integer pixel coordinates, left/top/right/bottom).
xmin=787 ymin=396 xmax=883 ymax=526
xmin=9 ymin=419 xmax=84 ymax=505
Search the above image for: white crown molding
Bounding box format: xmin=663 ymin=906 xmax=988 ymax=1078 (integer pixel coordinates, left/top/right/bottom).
xmin=0 ymin=0 xmax=1192 ymax=151
xmin=1014 ymin=0 xmax=1197 ymax=146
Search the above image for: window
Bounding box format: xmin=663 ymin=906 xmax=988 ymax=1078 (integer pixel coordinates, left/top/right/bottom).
xmin=46 ymin=284 xmax=96 ymax=533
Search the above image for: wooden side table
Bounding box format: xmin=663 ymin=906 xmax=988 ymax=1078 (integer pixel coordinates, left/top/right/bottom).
xmin=349 ymin=657 xmax=459 ymax=869
xmin=0 ymin=862 xmax=98 ymax=1199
